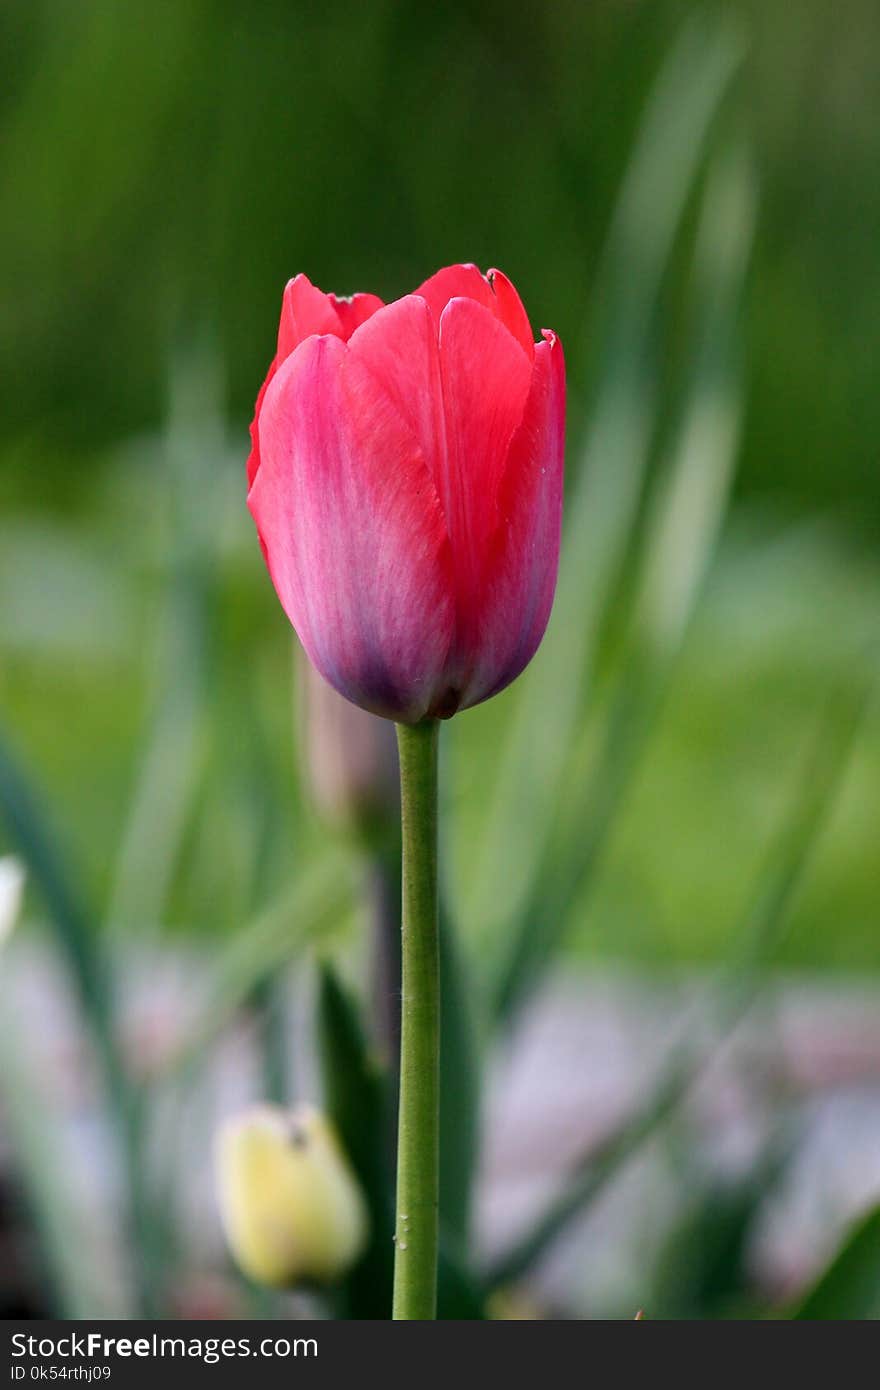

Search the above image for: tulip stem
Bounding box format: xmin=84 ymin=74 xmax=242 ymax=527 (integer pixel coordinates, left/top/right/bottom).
xmin=392 ymin=718 xmax=440 ymax=1320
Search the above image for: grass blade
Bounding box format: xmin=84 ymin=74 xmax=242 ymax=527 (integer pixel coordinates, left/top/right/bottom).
xmin=486 ymin=675 xmax=872 ymax=1288
xmin=491 ymin=130 xmax=756 ymax=1023
xmin=160 ymin=851 xmax=354 ymax=1081
xmin=0 ymin=1002 xmax=125 ymax=1317
xmin=317 ymin=961 xmax=394 ymax=1319
xmin=438 ymin=900 xmax=480 ymax=1252
xmin=0 ymin=730 xmax=106 ymax=1022
xmin=791 ymin=1205 xmax=880 ymax=1320
xmin=469 ymin=11 xmax=745 ymax=941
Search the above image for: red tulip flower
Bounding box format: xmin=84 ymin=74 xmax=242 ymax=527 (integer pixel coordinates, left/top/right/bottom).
xmin=247 ymin=264 xmax=565 ymax=723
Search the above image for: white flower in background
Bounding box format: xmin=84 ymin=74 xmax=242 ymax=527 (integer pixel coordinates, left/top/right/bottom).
xmin=0 ymin=856 xmax=25 ymax=946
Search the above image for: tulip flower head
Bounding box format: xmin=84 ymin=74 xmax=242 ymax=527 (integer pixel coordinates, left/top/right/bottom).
xmin=248 ymin=264 xmax=565 ymax=723
xmin=215 ymin=1104 xmax=368 ymax=1287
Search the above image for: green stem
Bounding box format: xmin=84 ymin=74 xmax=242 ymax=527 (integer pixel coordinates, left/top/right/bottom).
xmin=392 ymin=719 xmax=440 ymax=1320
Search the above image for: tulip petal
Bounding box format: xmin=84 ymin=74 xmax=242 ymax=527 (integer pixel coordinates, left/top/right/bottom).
xmin=246 ymin=355 xmax=278 ymax=487
xmin=248 ymin=334 xmax=454 ymax=722
xmin=347 ymin=295 xmax=446 ymax=496
xmin=461 ymin=329 xmax=565 ymax=709
xmin=436 ymin=296 xmax=533 ymax=697
xmin=277 ymin=274 xmax=345 ymax=360
xmin=415 ymin=263 xmax=533 ymax=360
xmin=414 ymin=263 xmax=495 ymax=323
xmin=249 ymin=282 xmax=383 ymax=487
xmin=328 ymin=292 xmax=384 ymax=337
xmin=486 ymin=268 xmax=535 ymax=361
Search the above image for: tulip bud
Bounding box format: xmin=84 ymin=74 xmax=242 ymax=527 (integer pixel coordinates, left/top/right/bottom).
xmin=0 ymin=857 xmax=25 ymax=948
xmin=297 ymin=647 xmax=398 ymax=836
xmin=248 ymin=264 xmax=564 ymax=723
xmin=214 ymin=1104 xmax=368 ymax=1287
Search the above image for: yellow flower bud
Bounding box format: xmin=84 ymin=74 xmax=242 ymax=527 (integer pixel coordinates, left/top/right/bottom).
xmin=214 ymin=1104 xmax=368 ymax=1287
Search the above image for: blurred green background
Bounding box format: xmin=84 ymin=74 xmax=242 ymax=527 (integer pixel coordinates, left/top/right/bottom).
xmin=1 ymin=0 xmax=876 ymax=967
xmin=3 ymin=0 xmax=880 ymax=515
xmin=0 ymin=0 xmax=878 ymax=1323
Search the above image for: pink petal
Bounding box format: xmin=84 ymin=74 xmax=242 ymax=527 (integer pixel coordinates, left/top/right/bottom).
xmin=436 ymin=296 xmax=533 ymax=698
xmin=250 ymin=282 xmax=383 ymax=487
xmin=486 ymin=268 xmax=535 ymax=361
xmin=414 ymin=263 xmax=496 ymax=323
xmin=461 ymin=329 xmax=566 ymax=709
xmin=248 ymin=334 xmax=455 ymax=722
xmin=415 ymin=263 xmax=533 ymax=360
xmin=328 ymin=292 xmax=384 ymax=337
xmin=277 ymin=274 xmax=345 ymax=360
xmin=347 ymin=295 xmax=446 ymax=498
xmin=246 ymin=355 xmax=278 ymax=487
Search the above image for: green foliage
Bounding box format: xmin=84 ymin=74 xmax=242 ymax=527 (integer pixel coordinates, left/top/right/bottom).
xmin=0 ymin=729 xmax=106 ymax=1021
xmin=792 ymin=1206 xmax=880 ymax=1321
xmin=317 ymin=962 xmax=394 ymax=1319
xmin=0 ymin=1012 xmax=116 ymax=1318
xmin=648 ymin=1166 xmax=775 ymax=1321
xmin=482 ymin=23 xmax=755 ymax=1022
xmin=438 ymin=902 xmax=480 ymax=1252
xmin=484 ymin=672 xmax=870 ymax=1294
xmin=317 ymin=959 xmax=486 ymax=1318
xmin=3 ymin=2 xmax=880 ymax=523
